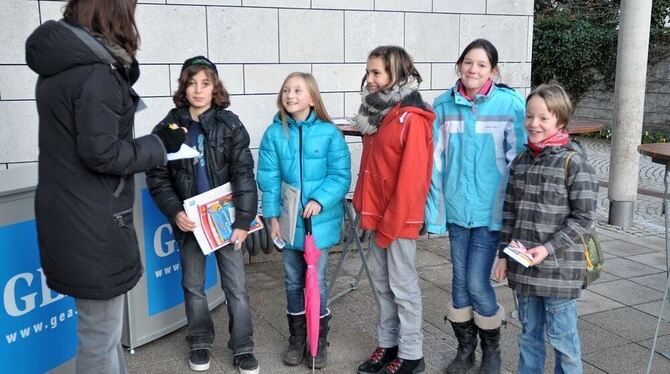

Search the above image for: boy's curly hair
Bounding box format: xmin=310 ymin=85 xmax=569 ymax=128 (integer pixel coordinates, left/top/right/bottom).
xmin=173 ymin=65 xmax=230 ymax=109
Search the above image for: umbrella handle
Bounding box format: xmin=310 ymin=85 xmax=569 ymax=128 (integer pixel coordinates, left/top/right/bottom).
xmin=304 ymin=216 xmax=312 ymax=235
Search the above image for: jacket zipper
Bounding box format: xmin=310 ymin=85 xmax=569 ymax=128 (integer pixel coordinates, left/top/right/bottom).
xmin=112 ymin=208 xmax=133 ymax=227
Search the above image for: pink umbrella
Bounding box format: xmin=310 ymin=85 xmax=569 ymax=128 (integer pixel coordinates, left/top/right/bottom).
xmin=303 ymin=217 xmax=320 ymax=371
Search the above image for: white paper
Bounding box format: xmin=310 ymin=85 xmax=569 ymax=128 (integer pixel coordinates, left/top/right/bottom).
xmin=279 ymin=182 xmax=300 ymax=245
xmin=167 ymin=144 xmax=200 ymax=161
xmin=332 ymin=117 xmax=353 ymax=125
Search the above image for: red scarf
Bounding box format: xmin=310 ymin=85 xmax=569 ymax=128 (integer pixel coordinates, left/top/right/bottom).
xmin=458 ymin=79 xmax=493 ymax=101
xmin=528 ymin=129 xmax=570 ymax=157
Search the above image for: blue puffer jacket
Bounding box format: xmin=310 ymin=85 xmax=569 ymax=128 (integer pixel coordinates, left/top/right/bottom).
xmin=425 ymin=81 xmax=527 ymax=234
xmin=257 ymin=111 xmax=351 ymax=251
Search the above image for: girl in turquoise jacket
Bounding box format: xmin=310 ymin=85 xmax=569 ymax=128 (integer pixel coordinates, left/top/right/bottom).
xmin=257 ymin=72 xmax=351 ymax=369
xmin=425 ymin=39 xmax=527 ymax=374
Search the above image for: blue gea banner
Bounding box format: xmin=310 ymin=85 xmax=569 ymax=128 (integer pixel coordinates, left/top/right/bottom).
xmin=141 ymin=189 xmax=218 ymax=316
xmin=0 ymin=220 xmax=77 ymax=373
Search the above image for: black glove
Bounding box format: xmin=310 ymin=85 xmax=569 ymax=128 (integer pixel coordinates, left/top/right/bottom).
xmin=155 ymin=124 xmax=186 ymax=153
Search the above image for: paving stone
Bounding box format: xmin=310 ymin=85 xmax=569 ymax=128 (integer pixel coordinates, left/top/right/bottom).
xmin=596 ymin=257 xmax=664 ymax=278
xmin=589 ymin=270 xmax=621 ymax=284
xmin=582 ymin=343 xmax=670 ymax=374
xmin=578 ymin=319 xmax=630 ymax=354
xmin=633 ymin=300 xmax=670 ymax=321
xmin=588 ymin=279 xmax=663 ymax=306
xmin=581 ymin=307 xmax=670 ymax=342
xmin=628 ymin=251 xmax=669 ymax=271
xmin=630 ymin=273 xmax=670 ymax=292
xmin=621 ymin=235 xmax=668 ymax=252
xmin=601 ymin=238 xmax=659 ymax=257
xmin=578 ymin=289 xmax=626 ymax=316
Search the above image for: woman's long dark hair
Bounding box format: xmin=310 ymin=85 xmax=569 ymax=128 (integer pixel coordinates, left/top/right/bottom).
xmin=64 ymin=0 xmax=140 ymax=57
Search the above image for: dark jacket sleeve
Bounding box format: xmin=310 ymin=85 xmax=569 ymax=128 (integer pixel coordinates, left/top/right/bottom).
xmin=74 ymin=66 xmax=166 ymax=175
xmin=223 ymin=112 xmax=258 ymax=230
xmin=145 ymin=113 xmax=184 ymax=220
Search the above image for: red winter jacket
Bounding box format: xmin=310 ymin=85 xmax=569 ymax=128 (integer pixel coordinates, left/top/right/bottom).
xmin=353 ymin=102 xmax=435 ymax=248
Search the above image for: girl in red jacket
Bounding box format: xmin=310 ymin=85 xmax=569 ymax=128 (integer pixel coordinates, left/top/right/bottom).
xmin=353 ymin=45 xmax=435 ymax=374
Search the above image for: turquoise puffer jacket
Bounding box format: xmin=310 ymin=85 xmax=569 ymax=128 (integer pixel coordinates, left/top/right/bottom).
xmin=257 ymin=111 xmax=351 ymax=251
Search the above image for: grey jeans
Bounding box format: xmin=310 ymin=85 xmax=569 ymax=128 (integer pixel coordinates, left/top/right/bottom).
xmin=369 ymin=235 xmax=423 ymax=360
xmin=180 ymin=234 xmax=254 ymax=355
xmin=75 ymin=295 xmax=127 ymax=374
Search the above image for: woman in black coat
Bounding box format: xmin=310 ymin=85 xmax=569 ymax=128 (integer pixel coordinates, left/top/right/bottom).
xmin=25 ymin=0 xmax=184 ymax=372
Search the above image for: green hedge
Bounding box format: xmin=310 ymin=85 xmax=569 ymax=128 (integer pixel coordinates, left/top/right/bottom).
xmin=532 ymin=0 xmax=670 ymax=103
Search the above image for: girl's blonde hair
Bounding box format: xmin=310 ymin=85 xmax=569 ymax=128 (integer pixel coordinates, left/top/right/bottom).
xmin=276 ymin=72 xmax=331 ymax=127
xmin=527 ymin=83 xmax=573 ymax=129
xmin=360 ymin=45 xmax=422 ymax=90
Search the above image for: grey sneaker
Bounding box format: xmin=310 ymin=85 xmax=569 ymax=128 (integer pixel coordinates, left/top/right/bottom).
xmin=233 ymin=353 xmax=260 ymax=374
xmin=188 ymin=349 xmax=210 ymax=371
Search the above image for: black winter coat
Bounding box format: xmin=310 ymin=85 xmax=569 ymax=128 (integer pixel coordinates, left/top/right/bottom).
xmin=145 ymin=107 xmax=258 ymax=242
xmin=26 ymin=20 xmax=167 ymax=299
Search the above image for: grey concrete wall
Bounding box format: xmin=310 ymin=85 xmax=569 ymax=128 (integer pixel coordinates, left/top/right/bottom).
xmin=574 ymin=49 xmax=670 ymax=133
xmin=0 ymin=0 xmax=534 ymax=173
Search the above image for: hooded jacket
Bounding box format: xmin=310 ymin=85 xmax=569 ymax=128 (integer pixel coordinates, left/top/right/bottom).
xmin=425 ymin=81 xmax=527 ymax=234
xmin=352 ymin=93 xmax=435 ymax=248
xmin=145 ymin=106 xmax=258 ymax=242
xmin=26 ymin=20 xmax=166 ymax=299
xmin=257 ymin=111 xmax=351 ymax=250
xmin=500 ymin=142 xmax=598 ymax=298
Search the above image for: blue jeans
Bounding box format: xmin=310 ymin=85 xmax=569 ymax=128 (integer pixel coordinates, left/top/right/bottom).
xmin=180 ymin=234 xmax=254 ymax=355
xmin=448 ymin=224 xmax=500 ymax=317
xmin=283 ymin=247 xmax=329 ymax=316
xmin=517 ymin=295 xmax=582 ymax=374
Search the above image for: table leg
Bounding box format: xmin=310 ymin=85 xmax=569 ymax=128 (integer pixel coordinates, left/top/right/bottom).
xmin=327 ymin=199 xmax=380 ymax=310
xmin=646 ymin=164 xmax=670 ymax=373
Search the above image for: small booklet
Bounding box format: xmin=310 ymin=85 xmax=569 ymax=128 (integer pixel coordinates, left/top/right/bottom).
xmin=183 ymin=183 xmax=263 ymax=255
xmin=279 ymin=182 xmax=300 ymax=246
xmin=503 ymin=240 xmax=534 ymax=268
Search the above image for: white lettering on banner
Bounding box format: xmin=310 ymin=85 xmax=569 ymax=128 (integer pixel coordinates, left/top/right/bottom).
xmin=3 ymin=268 xmax=65 ymax=317
xmin=4 ymin=308 xmax=77 ymax=345
xmin=154 ymin=223 xmax=177 ymax=257
xmin=154 ymin=263 xmax=180 ymax=278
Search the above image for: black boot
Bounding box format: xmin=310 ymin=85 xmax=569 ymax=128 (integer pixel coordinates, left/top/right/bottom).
xmin=477 ymin=327 xmax=501 ymax=374
xmin=306 ymin=313 xmax=331 ymax=369
xmin=445 ymin=319 xmax=478 ymax=374
xmin=283 ymin=314 xmax=307 ymax=366
xmin=474 ymin=306 xmax=504 ymax=374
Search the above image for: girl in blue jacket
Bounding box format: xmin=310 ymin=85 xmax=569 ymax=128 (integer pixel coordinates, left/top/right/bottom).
xmin=425 ymin=39 xmax=527 ymax=374
xmin=257 ymin=72 xmax=351 ymax=369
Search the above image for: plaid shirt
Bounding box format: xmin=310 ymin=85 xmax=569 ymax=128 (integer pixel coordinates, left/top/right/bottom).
xmin=499 ymin=142 xmax=598 ymax=298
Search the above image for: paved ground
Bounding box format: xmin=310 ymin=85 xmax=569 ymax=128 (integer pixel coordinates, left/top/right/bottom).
xmin=125 ymin=137 xmax=670 ymax=373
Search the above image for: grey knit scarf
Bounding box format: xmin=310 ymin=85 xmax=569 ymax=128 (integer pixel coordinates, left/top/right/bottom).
xmin=353 ymin=76 xmax=420 ymax=135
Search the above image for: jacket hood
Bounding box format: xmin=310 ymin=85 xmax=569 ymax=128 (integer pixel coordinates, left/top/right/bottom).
xmin=387 ymin=91 xmax=436 ymax=123
xmin=26 ymin=20 xmax=108 ymax=77
xmin=272 ymin=109 xmax=317 ymax=128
